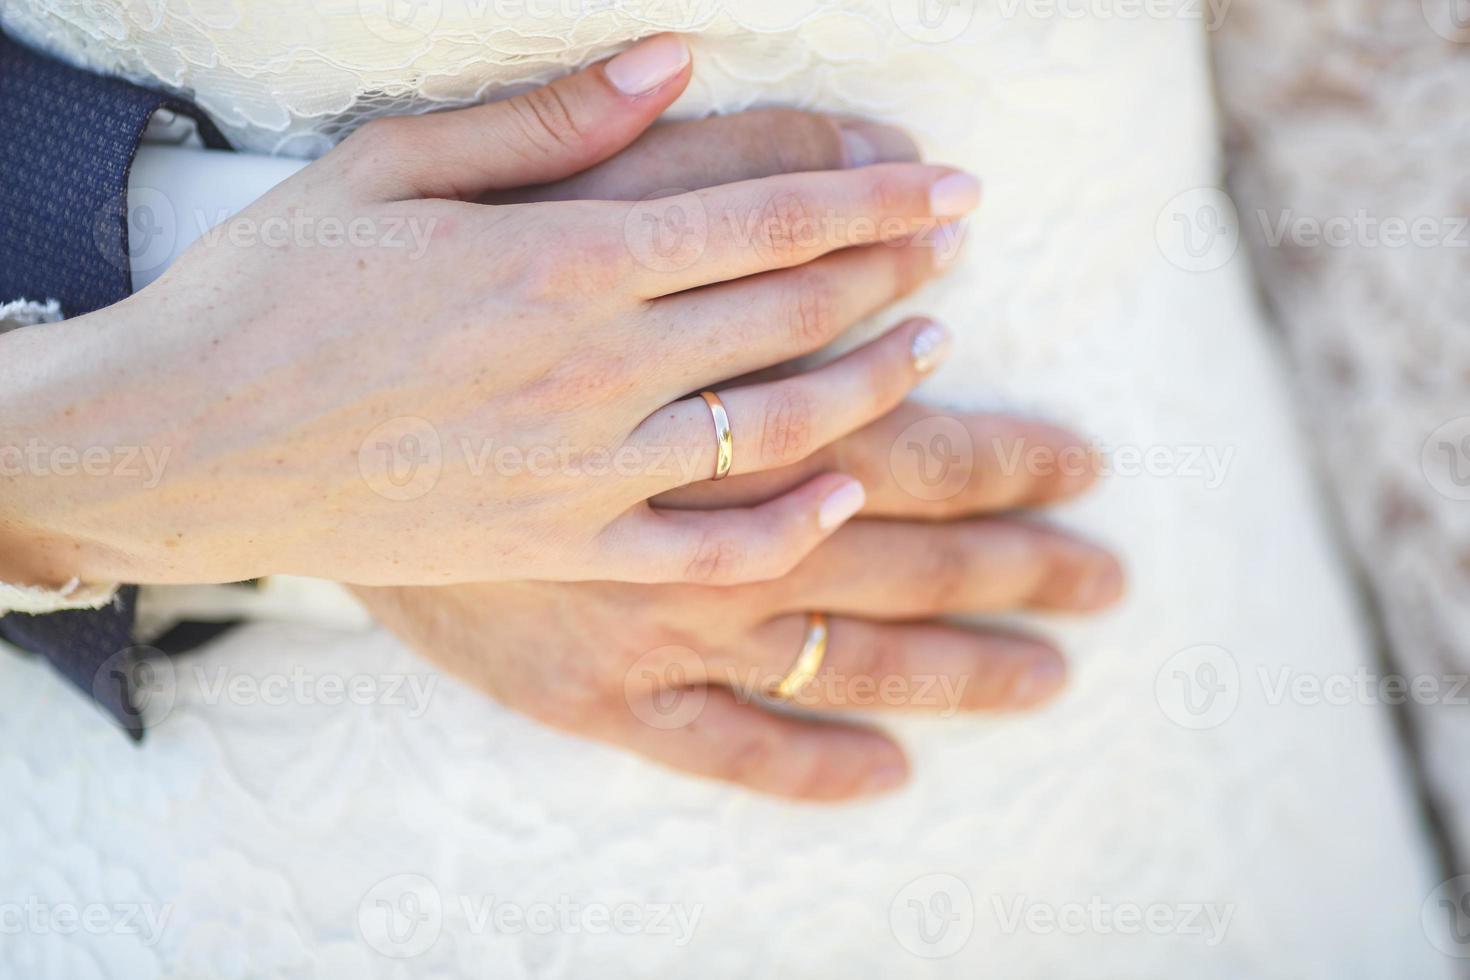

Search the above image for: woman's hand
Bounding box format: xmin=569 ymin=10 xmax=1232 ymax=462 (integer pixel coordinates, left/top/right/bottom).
xmin=356 ymin=405 xmax=1122 ymax=801
xmin=0 ymin=34 xmax=976 ymax=589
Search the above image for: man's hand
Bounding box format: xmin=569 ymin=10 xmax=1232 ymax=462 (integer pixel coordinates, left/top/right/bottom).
xmin=357 ymin=405 xmax=1118 ymax=801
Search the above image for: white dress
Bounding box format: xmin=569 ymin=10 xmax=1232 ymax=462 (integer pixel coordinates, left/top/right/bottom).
xmin=0 ymin=2 xmax=1453 ymax=976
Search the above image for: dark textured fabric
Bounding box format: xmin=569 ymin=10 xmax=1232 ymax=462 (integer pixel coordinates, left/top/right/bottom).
xmin=1 ymin=589 xmax=145 ymax=739
xmin=0 ymin=30 xmax=229 ymax=738
xmin=0 ymin=30 xmax=228 ymax=314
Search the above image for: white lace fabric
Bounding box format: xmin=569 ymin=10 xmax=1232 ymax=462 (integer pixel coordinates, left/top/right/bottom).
xmin=0 ymin=2 xmax=1455 ymax=976
xmin=1 ymin=0 xmax=984 ymax=158
xmin=1213 ymin=0 xmax=1470 ymax=871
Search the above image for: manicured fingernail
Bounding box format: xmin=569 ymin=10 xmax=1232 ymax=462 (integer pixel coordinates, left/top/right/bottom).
xmin=838 ymin=122 xmax=920 ymax=166
xmin=818 ymin=479 xmax=866 ymax=530
xmin=1011 ymin=657 xmax=1066 ymax=705
xmin=860 ymin=762 xmax=908 ymax=795
xmin=910 ymin=320 xmax=952 ymax=373
xmin=605 ymin=34 xmax=691 ymax=96
xmin=929 ymin=172 xmax=982 ymax=217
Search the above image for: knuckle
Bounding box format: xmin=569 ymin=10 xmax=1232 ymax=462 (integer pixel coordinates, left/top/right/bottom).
xmin=347 ymin=116 xmax=414 ymax=156
xmin=505 ymin=225 xmax=621 ymax=304
xmin=915 ymin=538 xmax=972 ymax=608
xmin=783 ymin=274 xmax=840 ymax=348
xmin=510 ymin=84 xmax=586 ymax=156
xmin=868 ymin=173 xmax=907 ymax=215
xmin=758 ymin=388 xmax=816 ymax=467
xmin=764 ymin=110 xmax=845 ymax=173
xmin=754 ymin=190 xmax=821 ymax=264
xmin=714 ymin=732 xmax=781 ymax=785
xmin=684 ymin=532 xmax=749 ymax=585
xmin=847 ymin=633 xmax=905 ymax=682
xmin=538 ymin=350 xmax=633 ymax=408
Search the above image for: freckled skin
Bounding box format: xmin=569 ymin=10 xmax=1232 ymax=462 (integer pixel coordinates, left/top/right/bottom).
xmin=0 ymin=50 xmax=976 ymax=591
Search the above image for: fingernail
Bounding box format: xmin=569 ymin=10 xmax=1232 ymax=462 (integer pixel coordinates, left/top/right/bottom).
xmin=1073 ymin=561 xmax=1124 ymax=609
xmin=910 ymin=319 xmax=952 ymax=374
xmin=1011 ymin=657 xmax=1066 ymax=705
xmin=818 ymin=479 xmax=866 ymax=530
xmin=838 ymin=122 xmax=920 ymax=166
xmin=605 ymin=34 xmax=691 ymax=96
xmin=929 ymin=172 xmax=982 ymax=217
xmin=860 ymin=762 xmax=908 ymax=795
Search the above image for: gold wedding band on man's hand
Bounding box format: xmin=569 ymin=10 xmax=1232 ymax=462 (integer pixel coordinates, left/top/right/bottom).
xmin=768 ymin=612 xmax=830 ymax=700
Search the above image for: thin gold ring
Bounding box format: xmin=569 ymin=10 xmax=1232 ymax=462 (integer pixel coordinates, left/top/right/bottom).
xmin=769 ymin=612 xmax=829 ymax=700
xmin=699 ymin=391 xmax=733 ymax=481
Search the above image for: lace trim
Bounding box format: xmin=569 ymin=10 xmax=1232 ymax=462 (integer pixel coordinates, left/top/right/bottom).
xmin=0 ymin=578 xmax=119 ymax=616
xmin=0 ymin=297 xmax=62 ymax=334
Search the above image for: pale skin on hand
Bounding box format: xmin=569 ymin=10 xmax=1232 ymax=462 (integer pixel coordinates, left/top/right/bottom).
xmin=353 ymin=105 xmax=1125 ymax=801
xmin=0 ymin=34 xmax=980 ymax=591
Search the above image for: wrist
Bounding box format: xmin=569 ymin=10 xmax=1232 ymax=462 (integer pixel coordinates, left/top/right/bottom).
xmin=0 ymin=302 xmax=189 ymax=586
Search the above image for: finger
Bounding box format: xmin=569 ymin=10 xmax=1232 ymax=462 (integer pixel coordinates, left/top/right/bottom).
xmin=655 ymin=406 xmax=1103 ymax=518
xmin=713 ymin=616 xmax=1066 ymax=713
xmin=638 ymin=238 xmax=949 ymax=401
xmin=631 ymin=318 xmax=952 ymax=489
xmin=342 ymin=34 xmax=692 ymax=200
xmin=491 ymin=109 xmax=920 ymax=204
xmin=600 ymin=473 xmax=868 ymax=585
xmin=760 ymin=518 xmax=1125 ymax=617
xmin=591 ymin=686 xmax=909 ymax=800
xmin=621 ymin=163 xmax=979 ymax=297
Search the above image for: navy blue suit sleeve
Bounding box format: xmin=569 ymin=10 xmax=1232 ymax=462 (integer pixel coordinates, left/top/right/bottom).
xmin=0 ymin=29 xmax=229 ymax=739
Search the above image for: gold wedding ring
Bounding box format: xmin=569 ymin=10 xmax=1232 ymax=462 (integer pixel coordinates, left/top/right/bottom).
xmin=700 ymin=391 xmax=733 ymax=481
xmin=769 ymin=612 xmax=829 ymax=700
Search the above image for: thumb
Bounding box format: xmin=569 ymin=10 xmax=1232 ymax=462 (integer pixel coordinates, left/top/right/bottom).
xmin=356 ymin=34 xmax=692 ymax=201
